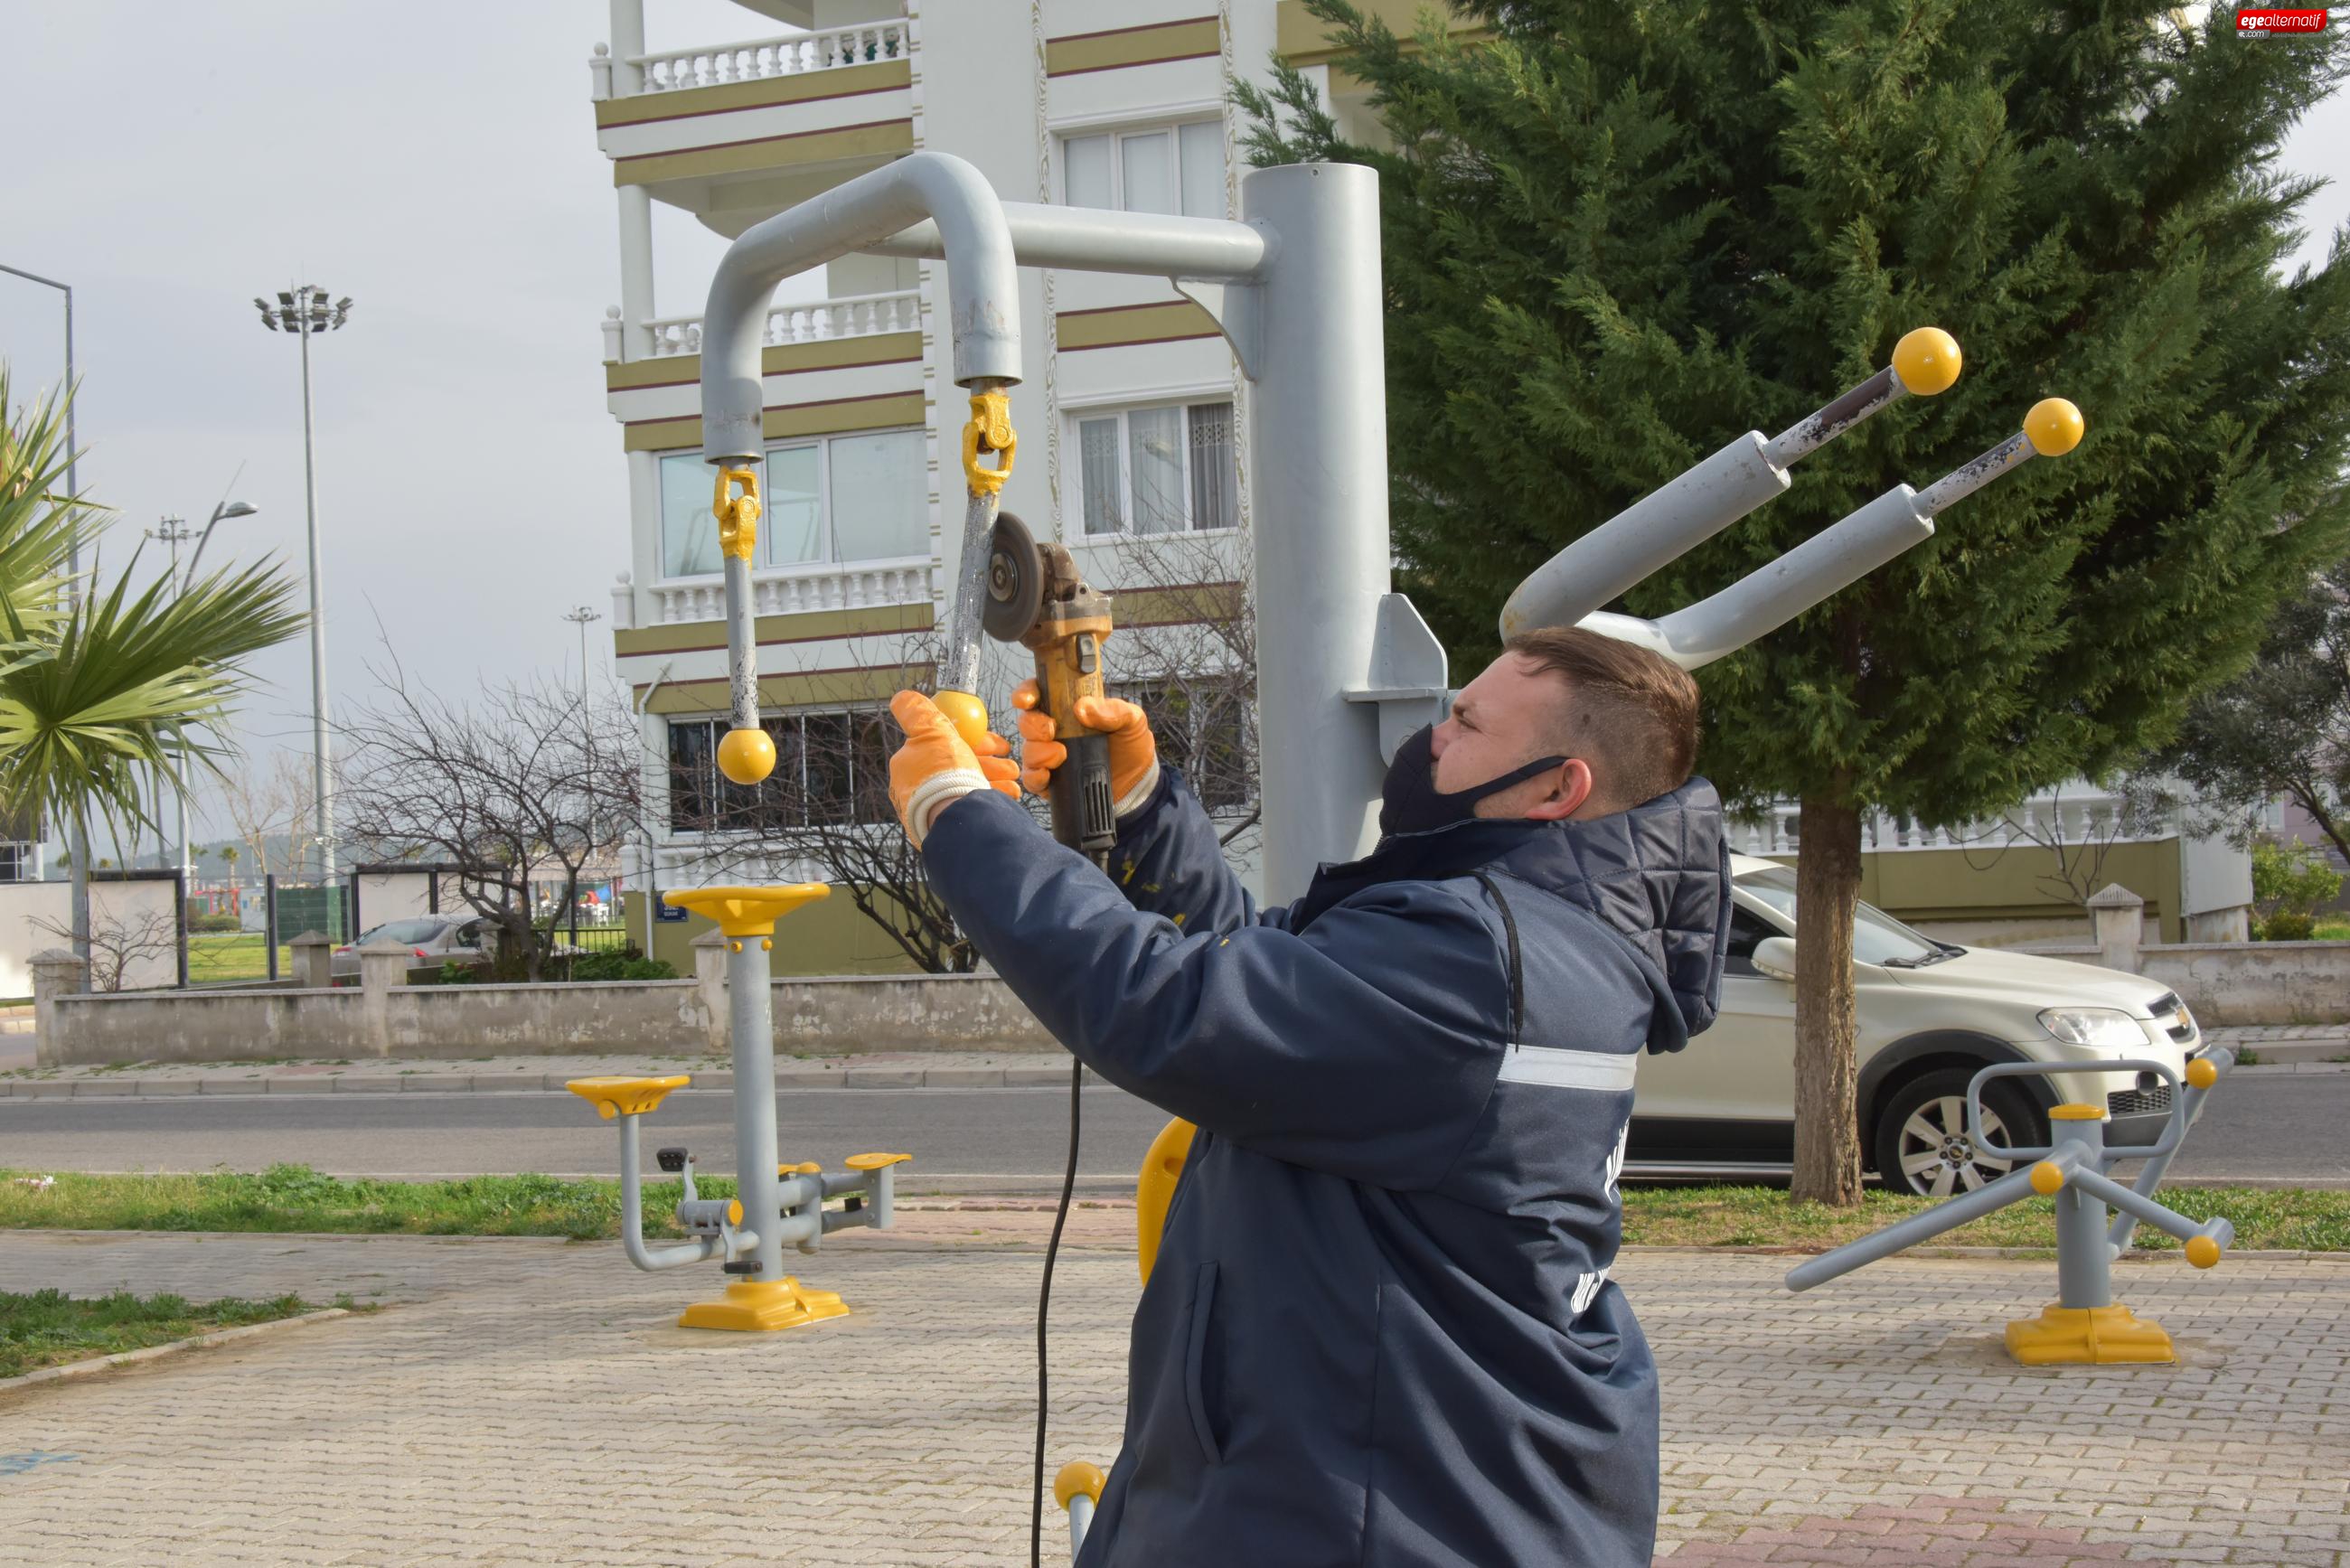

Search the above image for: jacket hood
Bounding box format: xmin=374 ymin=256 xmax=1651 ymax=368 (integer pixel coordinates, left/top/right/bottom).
xmin=1294 ymin=779 xmax=1732 ymax=1048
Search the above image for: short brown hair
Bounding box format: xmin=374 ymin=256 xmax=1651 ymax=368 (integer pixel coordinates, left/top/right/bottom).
xmin=1502 ymin=627 xmax=1701 ymax=808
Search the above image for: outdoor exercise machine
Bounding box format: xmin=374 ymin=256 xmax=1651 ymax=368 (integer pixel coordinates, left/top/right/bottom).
xmin=624 ymin=146 xmax=2092 ymax=1555
xmin=1786 ymin=1050 xmax=2240 ymax=1364
xmin=564 ymin=882 xmax=911 ymax=1330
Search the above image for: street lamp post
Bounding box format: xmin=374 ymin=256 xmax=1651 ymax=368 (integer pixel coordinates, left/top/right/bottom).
xmin=253 ymin=286 xmax=352 ymax=895
xmin=2 ymin=261 xmax=95 ymax=985
xmin=148 ymin=500 xmax=257 ymax=886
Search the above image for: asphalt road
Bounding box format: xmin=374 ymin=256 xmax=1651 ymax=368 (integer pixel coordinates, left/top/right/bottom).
xmin=1 ymin=1071 xmax=2341 ymax=1191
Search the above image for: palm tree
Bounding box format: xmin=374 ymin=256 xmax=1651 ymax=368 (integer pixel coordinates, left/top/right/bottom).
xmin=0 ymin=368 xmax=304 ymax=981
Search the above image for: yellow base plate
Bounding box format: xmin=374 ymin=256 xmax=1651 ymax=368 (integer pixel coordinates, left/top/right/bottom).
xmin=2004 ymin=1304 xmax=2176 ymax=1365
xmin=678 ymin=1278 xmax=849 ymax=1333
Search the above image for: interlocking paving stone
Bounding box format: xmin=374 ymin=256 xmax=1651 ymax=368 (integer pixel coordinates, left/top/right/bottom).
xmin=0 ymin=1232 xmax=2342 ymax=1563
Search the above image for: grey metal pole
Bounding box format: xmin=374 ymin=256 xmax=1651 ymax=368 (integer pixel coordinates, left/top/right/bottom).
xmin=1236 ymin=164 xmax=1394 ymax=898
xmin=728 ymin=934 xmax=785 ymax=1286
xmin=1 ymin=263 xmax=93 ymax=985
xmin=297 ymin=305 xmax=336 ymax=891
xmin=2050 ymin=1116 xmax=2110 ymax=1310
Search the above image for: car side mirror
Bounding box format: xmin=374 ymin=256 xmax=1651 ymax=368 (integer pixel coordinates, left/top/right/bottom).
xmin=1751 ymin=935 xmax=1797 ymax=982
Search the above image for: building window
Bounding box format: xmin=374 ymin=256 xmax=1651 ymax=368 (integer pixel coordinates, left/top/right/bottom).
xmin=1061 ymin=121 xmax=1225 ymax=218
xmin=657 ymin=427 xmax=928 ymax=579
xmin=1075 ymin=400 xmax=1238 ymax=537
xmin=1112 ymin=674 xmax=1253 ymax=812
xmin=666 ymin=709 xmax=895 ymax=834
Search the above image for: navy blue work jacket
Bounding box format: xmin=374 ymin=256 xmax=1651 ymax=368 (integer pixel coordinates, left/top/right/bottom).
xmin=923 ymin=769 xmax=1731 ymax=1568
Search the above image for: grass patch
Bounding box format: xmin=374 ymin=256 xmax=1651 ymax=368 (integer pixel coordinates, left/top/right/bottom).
xmin=4 ymin=1167 xmax=2348 ymax=1253
xmin=0 ymin=1287 xmax=348 ymax=1379
xmin=1619 ymin=1183 xmax=2350 ymax=1253
xmin=186 ymin=933 xmax=296 ymax=985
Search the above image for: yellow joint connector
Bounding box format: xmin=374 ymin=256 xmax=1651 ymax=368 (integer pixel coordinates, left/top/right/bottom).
xmin=962 ymin=390 xmax=1017 ymax=497
xmin=714 ymin=465 xmax=762 ymax=562
xmin=2029 ymin=1160 xmax=2066 ymax=1197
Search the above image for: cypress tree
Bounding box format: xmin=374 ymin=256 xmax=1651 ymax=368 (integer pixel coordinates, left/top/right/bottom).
xmin=1239 ymin=0 xmax=2350 ymax=1201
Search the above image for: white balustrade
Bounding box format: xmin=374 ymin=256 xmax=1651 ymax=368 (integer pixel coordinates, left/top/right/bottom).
xmin=624 ymin=23 xmax=909 ymax=97
xmin=637 ymin=289 xmax=919 ymax=361
xmin=1737 ymin=784 xmax=2176 ymax=857
xmin=652 ymin=559 xmax=932 ymax=625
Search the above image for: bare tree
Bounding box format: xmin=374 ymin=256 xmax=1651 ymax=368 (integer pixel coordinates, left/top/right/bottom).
xmin=33 ymin=906 xmax=177 ymax=992
xmin=337 ymin=665 xmax=644 ymax=981
xmin=1092 ymin=531 xmax=1259 ymax=856
xmin=217 ymin=749 xmax=315 ymax=880
xmin=1953 ymin=777 xmax=2181 ymax=908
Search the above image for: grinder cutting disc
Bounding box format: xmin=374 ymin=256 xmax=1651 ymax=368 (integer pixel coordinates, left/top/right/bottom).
xmin=982 ymin=509 xmax=1044 ymax=643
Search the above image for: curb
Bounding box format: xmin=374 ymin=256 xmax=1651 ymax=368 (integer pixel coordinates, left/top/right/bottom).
xmin=0 ymin=1308 xmax=352 ymax=1396
xmin=0 ymin=1064 xmax=1100 ymax=1098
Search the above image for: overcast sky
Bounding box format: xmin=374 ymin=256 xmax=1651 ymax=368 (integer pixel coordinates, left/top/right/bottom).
xmin=2 ymin=3 xmax=2344 ymax=862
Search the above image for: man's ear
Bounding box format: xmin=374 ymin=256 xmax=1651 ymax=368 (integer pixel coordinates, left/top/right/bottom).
xmin=1522 ymin=759 xmax=1593 ymax=822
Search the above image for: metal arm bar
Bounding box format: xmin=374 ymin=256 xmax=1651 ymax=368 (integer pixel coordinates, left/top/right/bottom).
xmin=1785 ymin=1153 xmax=2075 ymax=1292
xmin=865 ymin=201 xmax=1268 ymax=282
xmin=1968 ymin=1059 xmax=2186 ymax=1163
xmin=700 ymin=151 xmax=1022 ymax=465
xmin=2112 ymin=1047 xmax=2234 ymax=1253
xmin=1573 ymin=486 xmax=1935 ymax=671
xmin=2064 ymin=1163 xmax=2234 ymax=1254
xmin=618 ymin=1113 xmax=750 ymax=1272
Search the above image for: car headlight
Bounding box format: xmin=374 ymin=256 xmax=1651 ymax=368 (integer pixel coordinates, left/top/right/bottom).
xmin=2174 ymin=1000 xmax=2196 ymax=1036
xmin=2037 ymin=1007 xmax=2148 ymax=1051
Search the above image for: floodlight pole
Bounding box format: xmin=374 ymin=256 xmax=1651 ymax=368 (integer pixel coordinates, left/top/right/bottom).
xmin=1 ymin=261 xmax=93 ymax=984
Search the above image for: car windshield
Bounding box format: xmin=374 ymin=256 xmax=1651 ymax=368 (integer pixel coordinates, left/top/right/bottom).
xmin=355 ymin=918 xmax=446 ymax=947
xmin=1733 ymin=867 xmax=1950 ymax=967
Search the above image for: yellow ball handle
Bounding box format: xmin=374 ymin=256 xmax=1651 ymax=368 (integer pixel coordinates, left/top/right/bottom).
xmin=716 ymin=726 xmax=776 ymax=786
xmin=2024 ymin=397 xmax=2085 ymax=457
xmin=2185 ymin=1234 xmax=2223 ymax=1270
xmin=933 ymin=689 xmax=992 ymax=754
xmin=1891 ymin=327 xmax=1963 ymax=397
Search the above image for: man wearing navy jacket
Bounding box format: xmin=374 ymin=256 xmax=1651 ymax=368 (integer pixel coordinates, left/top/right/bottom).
xmin=886 ymin=625 xmax=1731 ymax=1568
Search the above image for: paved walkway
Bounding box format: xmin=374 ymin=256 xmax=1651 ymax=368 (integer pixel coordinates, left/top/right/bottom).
xmin=1 ymin=1221 xmax=2343 ymax=1564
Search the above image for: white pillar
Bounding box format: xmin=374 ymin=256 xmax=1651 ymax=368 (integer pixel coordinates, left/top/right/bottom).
xmin=617 ymin=185 xmax=655 ymax=361
xmin=608 ymin=0 xmax=645 ymax=93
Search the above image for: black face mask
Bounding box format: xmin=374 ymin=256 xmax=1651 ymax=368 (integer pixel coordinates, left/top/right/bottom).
xmin=1377 ymin=724 xmax=1568 ymax=839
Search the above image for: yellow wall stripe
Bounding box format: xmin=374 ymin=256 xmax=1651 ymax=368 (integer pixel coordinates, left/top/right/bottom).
xmin=1045 ymin=16 xmax=1222 ymax=77
xmin=615 ymin=118 xmax=913 ymax=187
xmin=623 ymin=390 xmax=928 ymax=454
xmin=639 ymin=662 xmax=933 ymax=716
xmin=606 ymin=331 xmax=923 ymax=390
xmin=615 ymin=601 xmax=934 ymax=659
xmin=1055 ymin=299 xmax=1222 ymax=352
xmin=595 ymin=60 xmax=910 ymax=128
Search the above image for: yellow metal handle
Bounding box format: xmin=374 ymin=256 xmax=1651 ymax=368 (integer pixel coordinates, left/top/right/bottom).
xmin=714 ymin=465 xmax=762 ymax=562
xmin=962 ymin=390 xmax=1016 ymax=496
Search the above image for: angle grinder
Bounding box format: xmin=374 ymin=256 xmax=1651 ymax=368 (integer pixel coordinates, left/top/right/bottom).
xmin=981 ymin=511 xmax=1119 ymax=864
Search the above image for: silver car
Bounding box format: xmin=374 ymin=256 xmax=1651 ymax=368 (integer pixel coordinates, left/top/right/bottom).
xmin=330 ymin=915 xmax=488 ymax=979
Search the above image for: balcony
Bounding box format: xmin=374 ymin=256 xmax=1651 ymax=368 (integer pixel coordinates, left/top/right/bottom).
xmin=591 ymin=21 xmax=916 ymax=231
xmin=648 ymin=559 xmax=932 ymax=626
xmin=606 ymin=22 xmax=908 ymax=98
xmin=608 ymin=288 xmax=921 ymax=362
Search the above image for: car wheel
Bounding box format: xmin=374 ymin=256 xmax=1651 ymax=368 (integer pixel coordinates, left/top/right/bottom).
xmin=1872 ymin=1068 xmax=2046 ymax=1197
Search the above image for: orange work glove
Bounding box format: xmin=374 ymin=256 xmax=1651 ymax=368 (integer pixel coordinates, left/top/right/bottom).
xmin=887 ymin=690 xmax=1019 ymax=847
xmin=1010 ymin=680 xmax=1160 ymax=817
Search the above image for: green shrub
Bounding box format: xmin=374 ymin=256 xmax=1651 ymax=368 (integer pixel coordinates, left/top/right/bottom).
xmin=185 ymin=913 xmax=243 ymax=934
xmin=2260 ymin=911 xmax=2317 ymax=942
xmin=567 ymin=950 xmax=675 ymax=982
xmin=2252 ymin=840 xmax=2345 ymax=920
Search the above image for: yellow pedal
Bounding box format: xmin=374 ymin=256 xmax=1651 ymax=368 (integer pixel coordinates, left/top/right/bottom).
xmin=845 ymin=1151 xmax=912 ymax=1171
xmin=778 ymin=1161 xmax=822 ymax=1176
